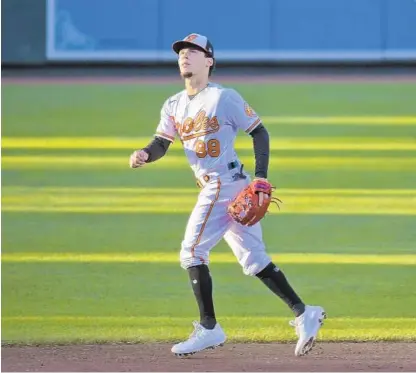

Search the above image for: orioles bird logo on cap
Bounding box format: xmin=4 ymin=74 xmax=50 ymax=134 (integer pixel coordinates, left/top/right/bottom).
xmin=185 ymin=34 xmax=198 ymax=42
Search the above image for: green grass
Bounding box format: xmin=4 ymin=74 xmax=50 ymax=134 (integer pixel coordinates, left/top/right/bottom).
xmin=1 ymin=81 xmax=416 ymax=344
xmin=2 ymin=213 xmax=416 ymax=254
xmin=3 ymin=317 xmax=415 ymax=344
xmin=2 ymin=83 xmax=416 ymax=137
xmin=2 ymin=263 xmax=416 ymax=343
xmin=3 ymin=262 xmax=415 ymax=318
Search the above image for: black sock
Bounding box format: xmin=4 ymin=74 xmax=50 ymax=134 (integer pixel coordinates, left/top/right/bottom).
xmin=256 ymin=262 xmax=305 ymax=317
xmin=187 ymin=265 xmax=216 ymax=329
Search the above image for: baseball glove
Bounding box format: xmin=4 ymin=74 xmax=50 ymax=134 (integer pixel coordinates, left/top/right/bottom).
xmin=227 ymin=178 xmax=282 ymax=226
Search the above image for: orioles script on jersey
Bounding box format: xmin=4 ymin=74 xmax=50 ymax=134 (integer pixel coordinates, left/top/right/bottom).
xmin=174 ymin=110 xmax=220 ymax=141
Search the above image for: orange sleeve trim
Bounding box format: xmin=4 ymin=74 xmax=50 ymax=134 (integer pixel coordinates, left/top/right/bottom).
xmin=245 ymin=118 xmax=261 ymax=133
xmin=156 ymin=131 xmax=175 ymax=142
xmin=191 ymin=178 xmax=221 ymax=257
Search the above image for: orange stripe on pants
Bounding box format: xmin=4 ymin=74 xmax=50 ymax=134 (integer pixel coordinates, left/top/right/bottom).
xmin=191 ymin=178 xmax=221 ymax=257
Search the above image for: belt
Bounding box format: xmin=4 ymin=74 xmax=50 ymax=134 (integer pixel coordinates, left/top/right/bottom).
xmin=196 ymin=161 xmax=240 ymax=188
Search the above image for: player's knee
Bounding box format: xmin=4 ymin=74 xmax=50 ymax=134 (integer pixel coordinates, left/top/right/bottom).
xmin=239 ymin=251 xmax=271 ymax=276
xmin=180 ymin=241 xmax=209 ymax=269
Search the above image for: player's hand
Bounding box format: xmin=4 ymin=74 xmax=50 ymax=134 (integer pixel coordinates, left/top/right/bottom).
xmin=258 ymin=191 xmax=270 ymax=207
xmin=129 ymin=150 xmax=149 ymax=168
xmin=254 ymin=178 xmax=270 ymax=207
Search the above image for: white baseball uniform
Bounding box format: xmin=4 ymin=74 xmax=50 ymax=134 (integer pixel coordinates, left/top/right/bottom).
xmin=155 ymin=82 xmax=271 ymax=276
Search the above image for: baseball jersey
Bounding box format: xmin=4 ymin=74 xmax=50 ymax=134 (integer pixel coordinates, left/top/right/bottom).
xmin=155 ymin=83 xmax=261 ymax=179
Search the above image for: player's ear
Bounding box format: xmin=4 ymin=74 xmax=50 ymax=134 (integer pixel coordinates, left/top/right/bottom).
xmin=206 ymin=57 xmax=214 ymax=68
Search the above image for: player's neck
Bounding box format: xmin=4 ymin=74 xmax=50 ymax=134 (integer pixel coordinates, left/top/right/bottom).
xmin=184 ymin=76 xmax=209 ymax=96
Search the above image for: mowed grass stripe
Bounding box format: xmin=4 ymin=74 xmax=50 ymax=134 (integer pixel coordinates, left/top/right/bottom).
xmin=2 ymin=253 xmax=416 ymax=265
xmin=5 ymin=206 xmax=414 ymax=214
xmin=3 ymin=156 xmax=415 ymax=170
xmin=5 ymin=187 xmax=416 ymax=195
xmin=2 ymin=316 xmax=415 ymax=342
xmin=262 ymin=116 xmax=416 ymax=125
xmin=3 ymin=137 xmax=416 ymax=150
xmin=4 ymin=316 xmax=415 ymax=322
xmin=3 ymin=199 xmax=415 ymax=215
xmin=3 ymin=187 xmax=416 ymax=215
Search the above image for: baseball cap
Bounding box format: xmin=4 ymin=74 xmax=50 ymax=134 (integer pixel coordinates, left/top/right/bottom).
xmin=172 ymin=33 xmax=214 ymax=57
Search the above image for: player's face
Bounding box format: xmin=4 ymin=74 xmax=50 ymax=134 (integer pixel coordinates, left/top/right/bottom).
xmin=178 ymin=47 xmax=212 ymax=78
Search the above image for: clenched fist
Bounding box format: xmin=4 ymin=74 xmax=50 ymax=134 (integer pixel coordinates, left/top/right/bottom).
xmin=129 ymin=150 xmax=149 ymax=168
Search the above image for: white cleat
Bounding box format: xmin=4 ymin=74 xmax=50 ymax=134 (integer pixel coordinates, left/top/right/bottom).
xmin=290 ymin=305 xmax=327 ymax=357
xmin=171 ymin=321 xmax=226 ymax=357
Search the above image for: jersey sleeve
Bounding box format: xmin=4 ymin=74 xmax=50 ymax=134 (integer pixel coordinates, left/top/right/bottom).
xmin=224 ymin=89 xmax=261 ymax=133
xmin=154 ymin=98 xmax=176 ymax=142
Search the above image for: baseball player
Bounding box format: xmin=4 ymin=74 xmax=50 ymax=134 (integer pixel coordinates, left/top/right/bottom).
xmin=129 ymin=33 xmax=326 ymax=357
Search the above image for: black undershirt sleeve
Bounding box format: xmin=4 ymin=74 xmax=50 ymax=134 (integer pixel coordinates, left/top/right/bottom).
xmin=142 ymin=136 xmax=172 ymax=163
xmin=249 ymin=123 xmax=270 ymax=179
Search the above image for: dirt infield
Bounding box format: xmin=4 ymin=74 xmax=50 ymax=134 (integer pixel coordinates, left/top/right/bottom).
xmin=2 ymin=342 xmax=416 ymax=372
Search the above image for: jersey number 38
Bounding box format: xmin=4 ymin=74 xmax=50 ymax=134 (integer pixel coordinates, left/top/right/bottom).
xmin=195 ymin=139 xmax=220 ymax=158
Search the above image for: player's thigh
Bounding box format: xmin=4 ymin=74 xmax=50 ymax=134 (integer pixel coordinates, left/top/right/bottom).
xmin=180 ymin=182 xmax=231 ymax=268
xmin=224 ymin=221 xmax=271 ymax=276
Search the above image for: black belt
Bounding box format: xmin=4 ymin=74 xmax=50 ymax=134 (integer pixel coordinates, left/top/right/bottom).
xmin=196 ymin=161 xmax=240 ymax=189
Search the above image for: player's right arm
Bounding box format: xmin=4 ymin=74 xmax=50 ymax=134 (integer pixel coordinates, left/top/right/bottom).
xmin=129 ymin=98 xmax=176 ymax=168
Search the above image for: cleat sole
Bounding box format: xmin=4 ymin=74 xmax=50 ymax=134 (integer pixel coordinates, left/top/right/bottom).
xmin=173 ymin=342 xmax=224 ymax=357
xmin=301 ymin=337 xmax=315 ymax=356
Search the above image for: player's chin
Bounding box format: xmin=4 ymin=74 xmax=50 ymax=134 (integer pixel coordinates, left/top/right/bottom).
xmin=181 ymin=71 xmax=193 ymax=79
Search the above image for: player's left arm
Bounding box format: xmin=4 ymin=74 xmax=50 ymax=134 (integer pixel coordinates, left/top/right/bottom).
xmin=248 ymin=123 xmax=270 ymax=206
xmin=249 ymin=123 xmax=269 ymax=177
xmin=224 ymin=89 xmax=271 ymax=206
